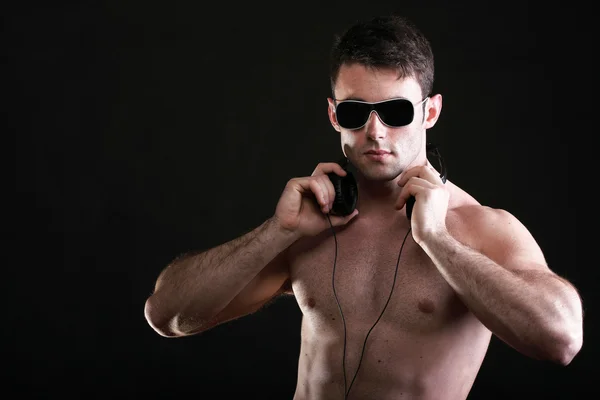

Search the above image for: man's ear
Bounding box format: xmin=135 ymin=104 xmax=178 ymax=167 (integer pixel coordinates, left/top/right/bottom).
xmin=327 ymin=98 xmax=341 ymax=132
xmin=424 ymin=94 xmax=442 ymax=129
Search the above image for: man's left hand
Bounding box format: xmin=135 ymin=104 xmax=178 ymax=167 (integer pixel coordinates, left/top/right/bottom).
xmin=396 ymin=165 xmax=449 ymax=244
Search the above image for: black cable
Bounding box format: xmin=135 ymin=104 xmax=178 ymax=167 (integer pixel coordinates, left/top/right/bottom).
xmin=327 ymin=214 xmax=412 ymax=399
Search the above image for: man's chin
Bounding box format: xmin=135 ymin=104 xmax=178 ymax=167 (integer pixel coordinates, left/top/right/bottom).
xmin=357 ymin=167 xmax=401 ymax=182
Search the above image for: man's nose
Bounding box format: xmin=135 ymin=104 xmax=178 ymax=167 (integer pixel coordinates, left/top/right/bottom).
xmin=365 ymin=110 xmax=387 ymax=140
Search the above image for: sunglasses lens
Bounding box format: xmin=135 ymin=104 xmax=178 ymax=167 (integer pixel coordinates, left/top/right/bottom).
xmin=335 ymin=102 xmax=371 ymax=130
xmin=377 ymin=99 xmax=414 ymax=127
xmin=336 ymin=99 xmax=417 ymax=129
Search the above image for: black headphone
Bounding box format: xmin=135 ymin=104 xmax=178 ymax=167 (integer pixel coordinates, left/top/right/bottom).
xmin=324 ymin=143 xmax=447 ymax=398
xmin=326 ymin=158 xmax=358 ymax=217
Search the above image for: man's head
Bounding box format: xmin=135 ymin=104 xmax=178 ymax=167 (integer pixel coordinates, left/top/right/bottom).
xmin=329 ymin=15 xmax=434 ymax=100
xmin=327 ymin=15 xmax=442 ymax=183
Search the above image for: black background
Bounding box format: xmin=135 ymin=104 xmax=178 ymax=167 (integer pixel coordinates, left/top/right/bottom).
xmin=9 ymin=1 xmax=595 ymax=399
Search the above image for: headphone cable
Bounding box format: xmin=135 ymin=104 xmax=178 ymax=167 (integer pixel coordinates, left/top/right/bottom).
xmin=327 ymin=214 xmax=412 ymax=399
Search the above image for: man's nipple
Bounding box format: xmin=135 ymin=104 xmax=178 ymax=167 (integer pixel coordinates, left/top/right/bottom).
xmin=418 ymin=299 xmax=435 ymax=314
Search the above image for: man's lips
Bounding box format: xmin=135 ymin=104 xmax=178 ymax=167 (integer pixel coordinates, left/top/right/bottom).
xmin=364 ymin=150 xmax=391 ymax=161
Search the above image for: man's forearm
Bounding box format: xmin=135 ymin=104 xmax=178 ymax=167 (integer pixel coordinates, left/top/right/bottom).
xmin=419 ymin=230 xmax=582 ymax=364
xmin=146 ymin=217 xmax=298 ymax=333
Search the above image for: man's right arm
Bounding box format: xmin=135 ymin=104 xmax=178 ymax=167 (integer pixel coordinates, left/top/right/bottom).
xmin=144 ymin=162 xmax=359 ymax=338
xmin=144 ymin=216 xmax=298 ymax=337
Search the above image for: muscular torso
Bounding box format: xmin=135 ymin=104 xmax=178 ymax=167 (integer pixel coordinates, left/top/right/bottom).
xmin=286 ymin=185 xmax=492 ymax=400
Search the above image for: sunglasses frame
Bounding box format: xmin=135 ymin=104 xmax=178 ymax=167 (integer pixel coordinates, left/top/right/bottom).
xmin=334 ymin=96 xmax=429 ymax=130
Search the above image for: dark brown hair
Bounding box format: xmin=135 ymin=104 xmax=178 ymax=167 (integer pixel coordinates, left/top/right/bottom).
xmin=329 ymin=15 xmax=435 ymax=98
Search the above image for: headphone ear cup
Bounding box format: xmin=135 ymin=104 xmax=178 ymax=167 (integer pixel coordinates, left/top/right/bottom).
xmin=345 ymin=173 xmax=358 ymax=212
xmin=328 ymin=171 xmax=358 ymax=216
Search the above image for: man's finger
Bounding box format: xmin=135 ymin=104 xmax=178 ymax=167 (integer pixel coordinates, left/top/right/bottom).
xmin=398 ymin=165 xmax=441 ymax=187
xmin=312 ymin=162 xmax=347 ymax=177
xmin=395 ymin=178 xmax=433 ymax=209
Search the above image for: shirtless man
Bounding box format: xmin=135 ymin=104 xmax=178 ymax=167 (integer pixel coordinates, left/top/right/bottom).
xmin=144 ymin=15 xmax=584 ymax=399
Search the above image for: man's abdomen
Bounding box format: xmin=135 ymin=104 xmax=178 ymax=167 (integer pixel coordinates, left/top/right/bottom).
xmin=293 ymin=317 xmax=492 ymax=400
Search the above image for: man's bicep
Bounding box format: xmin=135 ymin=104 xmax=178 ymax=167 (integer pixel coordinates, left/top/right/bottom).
xmin=200 ymin=248 xmax=292 ymax=330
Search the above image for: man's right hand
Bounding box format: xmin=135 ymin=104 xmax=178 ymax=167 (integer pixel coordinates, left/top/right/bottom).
xmin=273 ymin=162 xmax=359 ymax=237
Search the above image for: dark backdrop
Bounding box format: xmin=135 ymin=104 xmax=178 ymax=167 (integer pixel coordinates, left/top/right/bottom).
xmin=9 ymin=1 xmax=595 ymax=399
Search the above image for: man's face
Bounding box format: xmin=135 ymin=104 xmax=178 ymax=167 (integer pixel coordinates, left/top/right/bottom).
xmin=327 ymin=64 xmax=437 ymax=182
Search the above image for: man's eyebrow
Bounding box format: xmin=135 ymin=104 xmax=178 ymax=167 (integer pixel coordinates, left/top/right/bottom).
xmin=334 ymin=96 xmax=365 ymax=102
xmin=341 ymin=96 xmax=366 ymax=101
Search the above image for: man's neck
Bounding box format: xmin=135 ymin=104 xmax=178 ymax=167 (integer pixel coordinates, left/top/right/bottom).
xmin=354 ymin=177 xmax=404 ymax=218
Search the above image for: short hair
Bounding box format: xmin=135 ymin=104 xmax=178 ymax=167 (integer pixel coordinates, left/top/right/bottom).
xmin=329 ymin=15 xmax=435 ymax=98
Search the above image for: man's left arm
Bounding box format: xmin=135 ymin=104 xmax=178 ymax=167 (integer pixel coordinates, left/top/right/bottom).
xmin=419 ymin=207 xmax=583 ymax=365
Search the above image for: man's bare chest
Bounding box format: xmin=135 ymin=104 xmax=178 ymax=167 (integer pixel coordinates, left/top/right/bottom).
xmin=287 ymin=219 xmax=468 ymax=334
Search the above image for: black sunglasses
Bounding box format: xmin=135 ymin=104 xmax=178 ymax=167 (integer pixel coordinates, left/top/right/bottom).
xmin=334 ymin=97 xmax=429 ymax=130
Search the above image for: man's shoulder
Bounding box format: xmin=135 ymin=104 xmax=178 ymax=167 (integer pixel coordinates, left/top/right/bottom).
xmin=452 ymin=203 xmax=503 ymax=219
xmin=446 ymin=181 xmax=510 ymax=224
xmin=450 ymin=200 xmax=514 ymax=229
xmin=448 ymin=201 xmax=521 ymax=254
xmin=445 ymin=181 xmax=514 ymax=245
